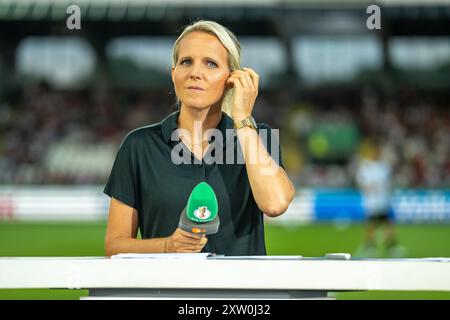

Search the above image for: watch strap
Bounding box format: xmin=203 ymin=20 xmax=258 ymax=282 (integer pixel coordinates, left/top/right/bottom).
xmin=234 ymin=116 xmax=257 ymax=130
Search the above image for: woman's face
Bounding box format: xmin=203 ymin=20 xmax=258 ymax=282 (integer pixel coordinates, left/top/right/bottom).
xmin=172 ymin=31 xmax=230 ymax=111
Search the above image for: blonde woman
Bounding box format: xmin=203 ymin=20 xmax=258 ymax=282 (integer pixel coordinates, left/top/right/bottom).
xmin=104 ymin=20 xmax=295 ymax=256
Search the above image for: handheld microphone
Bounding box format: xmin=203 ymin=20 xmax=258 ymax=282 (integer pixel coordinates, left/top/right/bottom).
xmin=178 ymin=182 xmax=220 ymax=235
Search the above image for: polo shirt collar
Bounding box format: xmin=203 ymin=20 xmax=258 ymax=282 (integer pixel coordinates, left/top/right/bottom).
xmin=161 ymin=110 xmax=234 ymax=145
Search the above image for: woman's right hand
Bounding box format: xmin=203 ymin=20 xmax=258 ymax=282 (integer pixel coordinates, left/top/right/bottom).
xmin=165 ymin=228 xmax=208 ymax=253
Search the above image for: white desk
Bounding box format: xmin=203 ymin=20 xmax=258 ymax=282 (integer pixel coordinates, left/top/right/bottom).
xmin=1 ymin=257 xmax=450 ymax=299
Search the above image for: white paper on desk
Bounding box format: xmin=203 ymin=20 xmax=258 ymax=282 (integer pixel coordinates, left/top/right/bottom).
xmin=111 ymin=253 xmax=214 ymax=260
xmin=208 ymin=255 xmax=302 ymax=260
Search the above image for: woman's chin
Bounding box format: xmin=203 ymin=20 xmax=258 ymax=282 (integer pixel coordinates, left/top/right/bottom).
xmin=182 ymin=101 xmax=213 ymax=111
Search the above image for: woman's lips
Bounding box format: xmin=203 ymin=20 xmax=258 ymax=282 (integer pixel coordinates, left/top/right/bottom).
xmin=187 ymin=86 xmax=204 ymax=91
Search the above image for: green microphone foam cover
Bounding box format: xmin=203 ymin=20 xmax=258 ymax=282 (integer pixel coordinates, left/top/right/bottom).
xmin=186 ymin=182 xmax=218 ymax=223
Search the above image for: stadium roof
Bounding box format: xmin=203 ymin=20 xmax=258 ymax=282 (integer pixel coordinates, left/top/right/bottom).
xmin=1 ymin=0 xmax=449 ymax=38
xmin=2 ymin=0 xmax=450 ymax=6
xmin=1 ymin=0 xmax=450 ymax=22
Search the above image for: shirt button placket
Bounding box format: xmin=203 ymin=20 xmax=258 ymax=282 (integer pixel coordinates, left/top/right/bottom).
xmin=199 ymin=162 xmax=206 ymax=180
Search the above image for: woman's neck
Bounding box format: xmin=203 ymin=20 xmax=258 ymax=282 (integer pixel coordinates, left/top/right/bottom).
xmin=177 ymin=104 xmax=222 ymax=146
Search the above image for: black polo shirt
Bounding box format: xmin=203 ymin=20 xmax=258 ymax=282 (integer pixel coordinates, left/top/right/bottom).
xmin=103 ymin=110 xmax=284 ymax=256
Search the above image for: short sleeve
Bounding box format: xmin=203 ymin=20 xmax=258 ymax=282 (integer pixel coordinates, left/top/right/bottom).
xmin=257 ymin=123 xmax=285 ymax=170
xmin=103 ymin=142 xmax=138 ymax=209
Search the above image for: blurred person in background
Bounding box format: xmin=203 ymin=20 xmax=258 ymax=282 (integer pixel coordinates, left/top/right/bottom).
xmin=103 ymin=20 xmax=295 ymax=257
xmin=354 ymin=136 xmax=405 ymax=258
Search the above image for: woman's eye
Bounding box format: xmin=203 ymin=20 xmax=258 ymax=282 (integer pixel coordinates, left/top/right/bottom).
xmin=180 ymin=59 xmax=191 ymax=65
xmin=207 ymin=61 xmax=217 ymax=68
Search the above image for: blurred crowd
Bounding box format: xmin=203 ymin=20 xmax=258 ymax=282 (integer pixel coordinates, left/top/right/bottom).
xmin=0 ymin=82 xmax=172 ymax=184
xmin=0 ymin=82 xmax=449 ymax=188
xmin=289 ymin=88 xmax=450 ymax=189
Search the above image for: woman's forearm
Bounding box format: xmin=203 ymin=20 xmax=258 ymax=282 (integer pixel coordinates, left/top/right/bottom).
xmin=236 ymin=126 xmax=295 ymax=217
xmin=105 ymin=236 xmax=167 ymax=257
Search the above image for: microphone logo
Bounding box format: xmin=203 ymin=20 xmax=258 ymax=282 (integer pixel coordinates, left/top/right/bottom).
xmin=193 ymin=206 xmax=211 ymax=221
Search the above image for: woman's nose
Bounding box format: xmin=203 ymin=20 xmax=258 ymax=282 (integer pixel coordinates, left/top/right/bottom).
xmin=189 ymin=62 xmax=202 ymax=79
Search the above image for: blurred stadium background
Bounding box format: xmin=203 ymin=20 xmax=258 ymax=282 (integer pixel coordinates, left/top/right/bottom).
xmin=1 ymin=0 xmax=450 ymax=299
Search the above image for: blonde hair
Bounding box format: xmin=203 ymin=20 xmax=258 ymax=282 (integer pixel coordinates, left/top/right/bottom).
xmin=172 ymin=20 xmax=241 ymax=116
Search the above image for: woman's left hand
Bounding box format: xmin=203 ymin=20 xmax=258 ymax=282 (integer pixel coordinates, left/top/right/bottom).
xmin=226 ymin=67 xmax=259 ymax=122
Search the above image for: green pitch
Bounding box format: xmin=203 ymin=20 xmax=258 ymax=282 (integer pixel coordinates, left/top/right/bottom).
xmin=0 ymin=221 xmax=450 ymax=300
